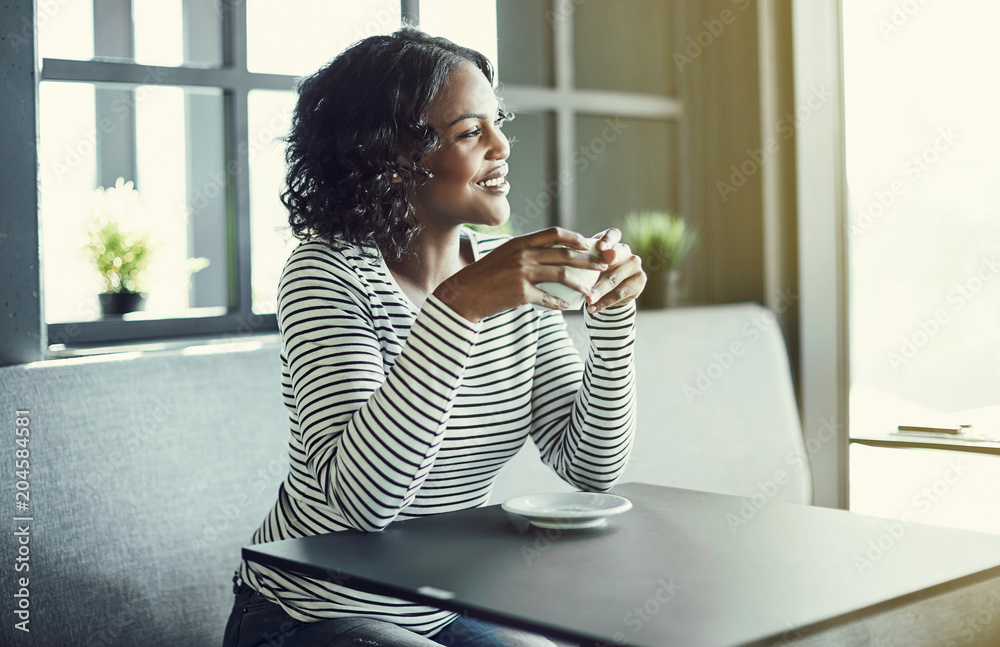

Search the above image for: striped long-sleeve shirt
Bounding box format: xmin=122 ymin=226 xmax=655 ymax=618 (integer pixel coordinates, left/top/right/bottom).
xmin=239 ymin=228 xmax=637 ymax=635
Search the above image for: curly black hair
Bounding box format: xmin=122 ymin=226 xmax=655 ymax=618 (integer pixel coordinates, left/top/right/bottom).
xmin=281 ymin=28 xmax=509 ymax=261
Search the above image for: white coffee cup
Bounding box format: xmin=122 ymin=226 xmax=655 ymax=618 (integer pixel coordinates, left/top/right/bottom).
xmin=536 ymin=238 xmax=602 ymax=311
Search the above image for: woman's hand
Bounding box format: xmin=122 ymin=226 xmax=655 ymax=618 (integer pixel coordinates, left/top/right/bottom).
xmin=434 ymin=227 xmax=610 ymax=323
xmin=585 ymin=228 xmax=647 ymax=314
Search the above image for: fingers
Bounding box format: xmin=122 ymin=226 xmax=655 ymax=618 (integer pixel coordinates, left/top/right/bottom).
xmin=533 ymin=245 xmax=608 ymax=271
xmin=593 ymin=227 xmax=622 ymax=253
xmin=528 ymin=286 xmax=572 ymax=311
xmin=586 ymin=249 xmax=646 ymax=313
xmin=531 ymin=263 xmax=599 ymax=296
xmin=522 ymin=226 xmax=591 ymax=251
xmin=589 ymin=240 xmax=632 ymax=273
xmin=484 ymin=227 xmax=640 ymax=314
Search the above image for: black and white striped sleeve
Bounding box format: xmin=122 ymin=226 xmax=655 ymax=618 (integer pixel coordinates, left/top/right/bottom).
xmin=278 ymin=249 xmax=481 ymax=532
xmin=529 ymin=302 xmax=637 ymax=491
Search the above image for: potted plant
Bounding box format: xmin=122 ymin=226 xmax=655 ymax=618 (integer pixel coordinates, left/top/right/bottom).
xmin=85 ymin=178 xmax=153 ymax=317
xmin=623 ymin=211 xmax=698 ymax=309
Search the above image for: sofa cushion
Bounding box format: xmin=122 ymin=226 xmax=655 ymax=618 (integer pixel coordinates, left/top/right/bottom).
xmin=0 ymin=339 xmax=288 ymax=646
xmin=490 ymin=303 xmax=812 ymax=506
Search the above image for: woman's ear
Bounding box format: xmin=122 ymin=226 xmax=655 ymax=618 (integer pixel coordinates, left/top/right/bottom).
xmin=391 ymin=150 xmax=413 ymax=183
xmin=391 ymin=150 xmax=434 ymax=182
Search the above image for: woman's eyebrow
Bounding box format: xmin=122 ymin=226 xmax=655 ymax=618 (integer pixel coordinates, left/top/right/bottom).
xmin=447 ymin=112 xmax=488 ymax=127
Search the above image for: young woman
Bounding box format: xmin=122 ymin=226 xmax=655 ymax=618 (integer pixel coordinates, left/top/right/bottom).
xmin=224 ymin=27 xmax=645 ymax=647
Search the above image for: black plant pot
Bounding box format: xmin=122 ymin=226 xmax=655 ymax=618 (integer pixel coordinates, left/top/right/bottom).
xmin=637 ymin=269 xmax=682 ymax=310
xmin=99 ymin=291 xmax=146 ymax=317
xmin=638 ymin=270 xmax=669 ymax=309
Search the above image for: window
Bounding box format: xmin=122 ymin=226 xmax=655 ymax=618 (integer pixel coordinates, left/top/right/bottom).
xmin=843 ymin=0 xmax=1000 ymax=533
xmin=39 ymin=0 xmax=411 ymax=348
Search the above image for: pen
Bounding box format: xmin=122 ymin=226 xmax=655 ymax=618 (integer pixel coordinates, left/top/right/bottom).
xmin=897 ymin=425 xmax=962 ymax=435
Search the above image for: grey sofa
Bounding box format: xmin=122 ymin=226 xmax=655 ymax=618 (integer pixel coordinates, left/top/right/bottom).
xmin=0 ymin=341 xmax=289 ymax=646
xmin=0 ymin=303 xmax=808 ymax=646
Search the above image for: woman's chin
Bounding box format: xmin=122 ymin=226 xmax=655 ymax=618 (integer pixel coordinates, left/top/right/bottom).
xmin=466 ymin=209 xmax=510 ymax=230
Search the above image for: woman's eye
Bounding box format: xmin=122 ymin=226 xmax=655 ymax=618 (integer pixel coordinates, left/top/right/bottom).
xmin=458 ymin=117 xmax=504 ymax=139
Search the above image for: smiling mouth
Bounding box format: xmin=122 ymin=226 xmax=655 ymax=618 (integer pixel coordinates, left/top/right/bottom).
xmin=477 ymin=176 xmax=507 ymax=188
xmin=476 ymin=165 xmax=509 ymax=189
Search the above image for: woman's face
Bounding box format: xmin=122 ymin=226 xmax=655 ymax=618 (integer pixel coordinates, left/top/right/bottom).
xmin=412 ymin=61 xmax=511 ymax=229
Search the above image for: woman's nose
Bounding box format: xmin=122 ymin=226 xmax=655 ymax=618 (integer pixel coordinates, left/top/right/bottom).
xmin=488 ymin=124 xmax=510 ymax=160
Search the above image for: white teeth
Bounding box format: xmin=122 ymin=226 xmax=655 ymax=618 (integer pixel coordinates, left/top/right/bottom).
xmin=478 ymin=176 xmax=506 ymax=187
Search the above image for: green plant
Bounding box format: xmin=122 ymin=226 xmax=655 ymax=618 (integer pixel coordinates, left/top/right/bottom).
xmin=465 ymin=221 xmax=515 ymax=236
xmin=623 ymin=211 xmax=698 ymax=273
xmin=85 ymin=178 xmax=152 ymax=294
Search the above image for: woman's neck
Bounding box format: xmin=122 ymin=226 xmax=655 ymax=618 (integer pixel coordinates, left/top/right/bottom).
xmin=386 ymin=224 xmax=472 ymax=300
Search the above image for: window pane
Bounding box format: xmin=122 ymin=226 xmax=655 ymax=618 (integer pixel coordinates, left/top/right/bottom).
xmin=248 ymin=90 xmax=298 ymax=314
xmin=573 ymin=0 xmax=676 ymax=96
xmin=37 ymin=0 xmax=95 ymax=62
xmin=134 ymin=0 xmax=223 ymax=67
xmin=133 ymin=0 xmax=183 ymax=66
xmin=497 ymin=0 xmax=554 ymax=87
xmin=419 ymin=0 xmax=498 ymax=76
xmin=39 ymin=82 xmax=99 ymax=324
xmin=574 ymin=116 xmax=678 ymax=236
xmin=137 ymin=86 xmax=228 ymax=315
xmin=37 ymin=0 xmax=222 ymax=67
xmin=844 ymin=0 xmax=1000 ymax=434
xmin=247 ymin=0 xmax=401 ymax=76
xmin=503 ymin=111 xmax=557 ymax=235
xmin=39 ymin=82 xmax=229 ymax=323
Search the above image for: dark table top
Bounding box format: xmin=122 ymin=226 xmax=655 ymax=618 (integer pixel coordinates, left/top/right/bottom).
xmin=244 ymin=482 xmax=1000 ymax=646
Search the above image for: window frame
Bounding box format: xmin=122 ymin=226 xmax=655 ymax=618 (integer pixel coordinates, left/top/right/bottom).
xmin=790 ymin=0 xmax=850 ymax=509
xmin=40 ymin=2 xmax=300 ymax=348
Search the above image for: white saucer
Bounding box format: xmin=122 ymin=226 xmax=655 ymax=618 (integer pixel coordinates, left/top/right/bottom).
xmin=501 ymin=492 xmax=632 ymax=530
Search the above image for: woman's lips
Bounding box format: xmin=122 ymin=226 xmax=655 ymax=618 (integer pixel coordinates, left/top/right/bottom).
xmin=475 ymin=177 xmax=510 ymax=194
xmin=475 ymin=167 xmax=510 ymax=194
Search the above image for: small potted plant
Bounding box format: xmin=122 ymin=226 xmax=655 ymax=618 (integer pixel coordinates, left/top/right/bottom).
xmin=623 ymin=211 xmax=698 ymax=309
xmin=85 ymin=178 xmax=153 ymax=316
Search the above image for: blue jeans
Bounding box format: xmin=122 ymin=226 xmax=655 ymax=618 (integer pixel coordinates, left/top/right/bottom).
xmin=223 ymin=582 xmax=572 ymax=647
